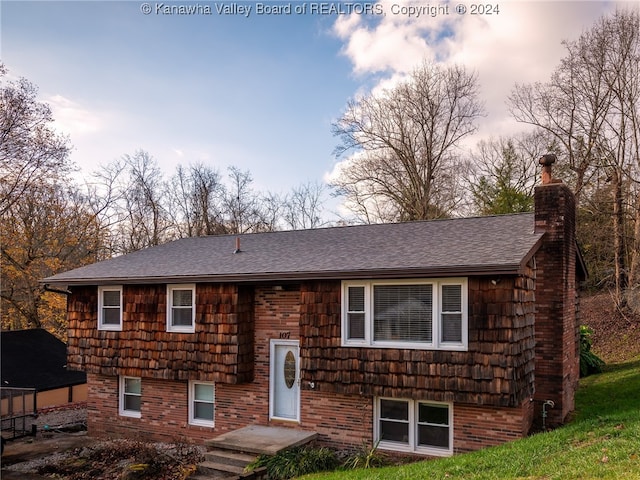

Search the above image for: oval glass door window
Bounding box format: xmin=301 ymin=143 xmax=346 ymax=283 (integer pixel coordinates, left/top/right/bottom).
xmin=284 ymin=350 xmax=296 ymax=389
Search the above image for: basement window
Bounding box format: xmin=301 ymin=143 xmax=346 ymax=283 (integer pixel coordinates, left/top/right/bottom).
xmin=375 ymin=397 xmax=452 ymax=456
xmin=98 ymin=286 xmax=122 ymax=331
xmin=341 ymin=279 xmax=467 ymax=350
xmin=119 ymin=376 xmax=142 ymax=418
xmin=188 ymin=381 xmax=215 ymax=427
xmin=167 ymin=284 xmax=196 ymax=333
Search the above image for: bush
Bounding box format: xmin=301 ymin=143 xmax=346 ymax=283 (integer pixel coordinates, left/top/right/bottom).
xmin=246 ymin=445 xmax=339 ymax=480
xmin=580 ymin=325 xmax=605 ymax=377
xmin=342 ymin=440 xmax=388 ymax=470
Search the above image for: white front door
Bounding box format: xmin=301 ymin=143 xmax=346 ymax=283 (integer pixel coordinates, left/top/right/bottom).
xmin=270 ymin=340 xmax=300 ymax=421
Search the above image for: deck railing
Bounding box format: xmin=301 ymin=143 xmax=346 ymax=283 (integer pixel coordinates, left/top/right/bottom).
xmin=1 ymin=387 xmax=37 ymax=440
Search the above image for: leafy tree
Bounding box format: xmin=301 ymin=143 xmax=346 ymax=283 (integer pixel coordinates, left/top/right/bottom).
xmin=468 ymin=135 xmax=546 ymax=215
xmin=0 ymin=64 xmax=72 ymax=216
xmin=332 ymin=61 xmax=484 ymax=223
xmin=1 ymin=182 xmax=104 ymax=337
xmin=0 ymin=65 xmax=105 ymax=336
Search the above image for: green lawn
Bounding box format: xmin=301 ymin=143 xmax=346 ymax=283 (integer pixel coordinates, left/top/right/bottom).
xmin=304 ymin=359 xmax=640 ymax=480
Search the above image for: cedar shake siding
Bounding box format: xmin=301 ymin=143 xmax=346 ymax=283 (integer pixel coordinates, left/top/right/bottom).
xmin=67 ymin=284 xmax=254 ymax=384
xmin=299 ymin=269 xmax=536 ymax=409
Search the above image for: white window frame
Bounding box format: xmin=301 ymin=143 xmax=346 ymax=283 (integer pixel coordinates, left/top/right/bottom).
xmin=341 ymin=278 xmax=468 ymax=350
xmin=119 ymin=376 xmax=142 ymax=418
xmin=188 ymin=381 xmax=215 ymax=427
xmin=374 ymin=397 xmax=453 ymax=456
xmin=166 ymin=284 xmax=196 ymax=333
xmin=98 ymin=285 xmax=123 ymax=331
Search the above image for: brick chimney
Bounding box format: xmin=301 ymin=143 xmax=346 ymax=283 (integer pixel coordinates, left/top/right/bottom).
xmin=533 ymin=154 xmax=580 ymax=427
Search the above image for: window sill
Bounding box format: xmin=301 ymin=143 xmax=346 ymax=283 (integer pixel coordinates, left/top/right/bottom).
xmin=189 ymin=420 xmax=214 ymax=428
xmin=167 ymin=327 xmax=196 ymax=334
xmin=119 ymin=410 xmax=141 ymax=419
xmin=98 ymin=325 xmax=122 ymax=332
xmin=378 ymin=441 xmax=452 ymax=457
xmin=341 ymin=341 xmax=467 ymax=351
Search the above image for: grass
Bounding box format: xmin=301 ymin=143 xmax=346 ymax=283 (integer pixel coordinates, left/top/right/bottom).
xmin=303 ymin=358 xmax=640 ymax=480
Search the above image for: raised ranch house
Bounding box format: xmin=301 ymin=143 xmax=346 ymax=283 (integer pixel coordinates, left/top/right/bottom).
xmin=43 ymin=158 xmax=585 ymax=457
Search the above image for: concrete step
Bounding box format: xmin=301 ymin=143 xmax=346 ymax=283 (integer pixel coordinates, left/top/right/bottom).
xmin=198 ymin=460 xmax=246 ymax=476
xmin=204 ymin=448 xmax=257 ymax=468
xmin=189 ymin=474 xmax=235 ymax=480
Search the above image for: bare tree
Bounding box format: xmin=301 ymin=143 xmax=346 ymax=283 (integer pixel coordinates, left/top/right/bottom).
xmin=332 ymin=61 xmax=485 ymax=223
xmin=283 ymin=181 xmax=327 ymax=230
xmin=169 ymin=163 xmax=226 ymax=237
xmin=104 ymin=150 xmax=172 ymax=253
xmin=0 ymin=64 xmax=72 ymax=216
xmin=222 ymin=166 xmax=273 ymax=234
xmin=509 ymin=9 xmax=640 ymax=302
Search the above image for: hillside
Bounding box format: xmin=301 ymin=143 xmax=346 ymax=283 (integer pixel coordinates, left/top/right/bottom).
xmin=581 ymin=292 xmax=640 ymax=363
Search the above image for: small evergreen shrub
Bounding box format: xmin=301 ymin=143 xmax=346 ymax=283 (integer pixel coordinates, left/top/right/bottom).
xmin=245 ymin=445 xmax=339 ymax=479
xmin=580 ymin=325 xmax=605 ymax=377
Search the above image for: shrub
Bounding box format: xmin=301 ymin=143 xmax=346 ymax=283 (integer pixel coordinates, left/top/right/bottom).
xmin=246 ymin=445 xmax=339 ymax=480
xmin=580 ymin=325 xmax=605 ymax=377
xmin=342 ymin=440 xmax=388 ymax=470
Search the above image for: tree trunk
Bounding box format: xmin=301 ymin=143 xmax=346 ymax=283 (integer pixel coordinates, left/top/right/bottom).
xmin=612 ymin=170 xmax=627 ymax=306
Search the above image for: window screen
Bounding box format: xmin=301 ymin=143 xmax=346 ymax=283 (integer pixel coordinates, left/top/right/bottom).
xmin=417 ymin=403 xmax=450 ymax=449
xmin=193 ymin=383 xmax=214 ymax=421
xmin=171 ymin=289 xmax=193 ymax=326
xmin=379 ymin=399 xmax=409 ymax=444
xmin=441 ymin=285 xmax=462 ymax=342
xmin=347 ymin=286 xmax=365 ymax=339
xmin=102 ymin=290 xmax=121 ymax=325
xmin=373 ymin=285 xmax=432 ymax=342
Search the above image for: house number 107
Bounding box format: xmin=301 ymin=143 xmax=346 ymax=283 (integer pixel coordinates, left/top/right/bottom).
xmin=279 ymin=332 xmax=291 ymax=339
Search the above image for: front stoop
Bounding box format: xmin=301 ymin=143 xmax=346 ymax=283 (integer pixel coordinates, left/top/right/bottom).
xmin=189 ymin=448 xmax=266 ymax=480
xmin=190 ymin=426 xmax=318 ymax=479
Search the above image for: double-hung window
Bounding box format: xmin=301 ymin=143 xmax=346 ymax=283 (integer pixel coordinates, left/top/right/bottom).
xmin=98 ymin=286 xmax=123 ymax=331
xmin=376 ymin=398 xmax=452 ymax=456
xmin=167 ymin=284 xmax=196 ymax=333
xmin=342 ymin=279 xmax=467 ymax=350
xmin=119 ymin=376 xmax=142 ymax=418
xmin=189 ymin=381 xmax=215 ymax=427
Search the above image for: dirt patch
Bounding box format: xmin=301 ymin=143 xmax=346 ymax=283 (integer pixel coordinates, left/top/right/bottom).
xmin=2 ymin=433 xmax=204 ymax=480
xmin=581 ymin=292 xmax=640 ymax=364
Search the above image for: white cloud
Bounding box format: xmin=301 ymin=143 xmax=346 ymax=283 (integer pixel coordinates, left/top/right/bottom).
xmin=326 ymin=1 xmax=628 ymax=214
xmin=47 ymin=94 xmax=103 ymax=136
xmin=333 ymin=0 xmax=455 ymax=75
xmin=331 ymin=1 xmax=629 ymax=147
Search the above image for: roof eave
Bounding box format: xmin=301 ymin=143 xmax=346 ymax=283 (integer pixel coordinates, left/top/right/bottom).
xmin=43 ymin=264 xmax=527 ymax=287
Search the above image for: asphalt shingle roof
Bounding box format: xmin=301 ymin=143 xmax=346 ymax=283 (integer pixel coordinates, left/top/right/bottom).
xmin=1 ymin=329 xmax=87 ymax=391
xmin=43 ymin=213 xmax=543 ymax=285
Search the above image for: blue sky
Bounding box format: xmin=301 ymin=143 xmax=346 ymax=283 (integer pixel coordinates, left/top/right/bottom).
xmin=1 ymin=0 xmax=636 ymax=204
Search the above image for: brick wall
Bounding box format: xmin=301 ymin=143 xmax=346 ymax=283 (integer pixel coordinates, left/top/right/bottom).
xmin=87 ymin=373 xmax=215 ymax=443
xmin=454 ymin=399 xmax=534 ymax=453
xmin=534 ymin=181 xmax=580 ymax=426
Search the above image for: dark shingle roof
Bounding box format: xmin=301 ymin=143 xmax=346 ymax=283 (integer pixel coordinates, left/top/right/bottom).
xmin=43 ymin=213 xmax=543 ymax=285
xmin=1 ymin=329 xmax=86 ymax=391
